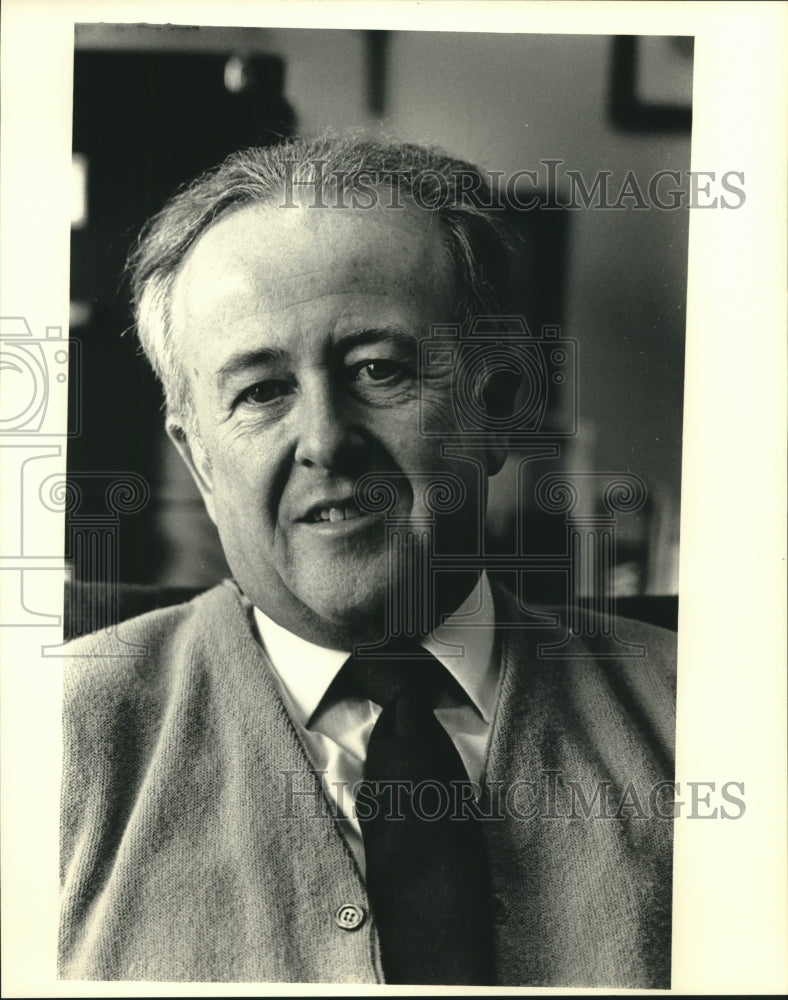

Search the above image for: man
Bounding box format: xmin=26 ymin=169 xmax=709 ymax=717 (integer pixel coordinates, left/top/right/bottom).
xmin=59 ymin=136 xmax=675 ymax=987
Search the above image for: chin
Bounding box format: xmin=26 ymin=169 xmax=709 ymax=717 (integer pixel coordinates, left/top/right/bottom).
xmin=306 ymin=583 xmax=388 ymax=630
xmin=308 ymin=564 xmax=441 ymax=645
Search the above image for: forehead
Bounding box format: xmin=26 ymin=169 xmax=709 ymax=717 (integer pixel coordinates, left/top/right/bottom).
xmin=170 ymin=196 xmax=456 ymax=339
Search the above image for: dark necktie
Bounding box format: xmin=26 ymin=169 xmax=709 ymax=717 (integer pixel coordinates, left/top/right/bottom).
xmin=340 ymin=647 xmax=494 ymax=985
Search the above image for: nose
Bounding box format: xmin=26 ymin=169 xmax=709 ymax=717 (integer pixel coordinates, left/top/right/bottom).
xmin=293 ymin=378 xmax=364 ymax=470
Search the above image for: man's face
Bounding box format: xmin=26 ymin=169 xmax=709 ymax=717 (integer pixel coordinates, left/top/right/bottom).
xmin=168 ymin=196 xmax=506 ymax=646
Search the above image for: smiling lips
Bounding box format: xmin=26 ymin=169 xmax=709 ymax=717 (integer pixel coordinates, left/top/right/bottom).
xmin=308 ymin=502 xmax=364 ymax=523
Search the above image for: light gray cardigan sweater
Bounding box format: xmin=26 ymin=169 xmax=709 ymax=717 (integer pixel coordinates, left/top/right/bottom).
xmin=60 ymin=580 xmax=675 ymax=986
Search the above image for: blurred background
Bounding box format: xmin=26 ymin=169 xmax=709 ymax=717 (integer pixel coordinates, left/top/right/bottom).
xmin=68 ymin=24 xmax=691 ymax=602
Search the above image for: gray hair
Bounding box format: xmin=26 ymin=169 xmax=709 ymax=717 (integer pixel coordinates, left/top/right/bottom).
xmin=127 ymin=134 xmax=520 ymax=424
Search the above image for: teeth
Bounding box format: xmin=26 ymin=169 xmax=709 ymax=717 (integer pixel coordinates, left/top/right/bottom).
xmin=312 ymin=503 xmax=362 ymax=523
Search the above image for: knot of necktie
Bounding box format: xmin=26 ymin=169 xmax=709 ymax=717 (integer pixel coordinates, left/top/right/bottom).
xmin=340 ymin=646 xmax=445 ymax=709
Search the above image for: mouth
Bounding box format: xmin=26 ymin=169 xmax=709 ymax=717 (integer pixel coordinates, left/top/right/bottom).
xmin=303 ymin=501 xmax=365 ymax=524
xmin=296 ymin=490 xmax=388 ymax=529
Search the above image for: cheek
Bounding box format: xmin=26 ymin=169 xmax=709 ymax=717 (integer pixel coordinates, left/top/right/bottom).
xmin=375 ymin=393 xmax=459 ymax=459
xmin=415 ymin=386 xmax=461 ymax=434
xmin=209 ymin=451 xmax=278 ymax=532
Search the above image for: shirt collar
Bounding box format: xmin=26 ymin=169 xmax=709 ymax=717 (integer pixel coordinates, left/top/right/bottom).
xmin=252 ymin=572 xmax=498 ymax=728
xmin=425 ymin=571 xmax=498 ymax=724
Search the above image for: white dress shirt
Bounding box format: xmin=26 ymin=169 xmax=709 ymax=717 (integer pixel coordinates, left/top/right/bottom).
xmin=252 ymin=573 xmax=500 ymax=873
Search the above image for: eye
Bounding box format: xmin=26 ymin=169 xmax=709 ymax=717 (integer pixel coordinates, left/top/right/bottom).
xmin=353 ymin=360 xmax=407 ymax=383
xmin=237 ymin=380 xmax=292 ymax=406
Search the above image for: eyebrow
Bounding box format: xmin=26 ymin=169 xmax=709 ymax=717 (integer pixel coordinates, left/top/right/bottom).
xmin=336 ymin=327 xmax=419 ymax=353
xmin=215 ymin=347 xmax=287 ymax=395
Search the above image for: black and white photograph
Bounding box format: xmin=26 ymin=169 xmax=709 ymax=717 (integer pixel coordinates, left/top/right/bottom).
xmin=1 ymin=1 xmax=786 ymax=995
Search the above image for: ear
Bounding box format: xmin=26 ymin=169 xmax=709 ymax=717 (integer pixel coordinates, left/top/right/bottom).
xmin=480 ymin=367 xmax=520 ymax=476
xmin=166 ymin=415 xmax=217 ymax=525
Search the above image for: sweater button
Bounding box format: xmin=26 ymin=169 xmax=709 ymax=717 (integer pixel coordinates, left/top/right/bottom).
xmin=335 ymin=903 xmax=365 ymax=931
